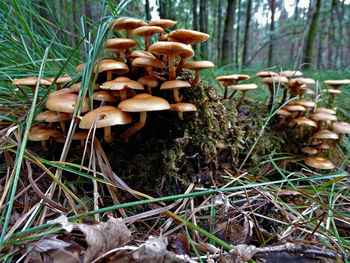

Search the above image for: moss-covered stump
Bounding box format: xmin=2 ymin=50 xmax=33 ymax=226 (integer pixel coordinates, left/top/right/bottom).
xmin=104 ymin=72 xmax=299 ymax=196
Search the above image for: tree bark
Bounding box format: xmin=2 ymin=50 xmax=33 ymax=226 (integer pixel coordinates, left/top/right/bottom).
xmin=235 ymin=0 xmax=241 ymax=68
xmin=242 ymin=0 xmax=252 ymax=66
xmin=267 ymin=0 xmax=276 ymax=66
xmin=193 ymin=0 xmax=198 ymax=31
xmin=289 ymin=0 xmax=299 ymax=65
xmin=199 ymin=0 xmax=208 ymax=57
xmin=159 ymin=0 xmax=166 ymax=19
xmin=145 ymin=0 xmax=151 ymax=21
xmin=221 ymin=0 xmax=236 ymax=65
xmin=216 ymin=0 xmax=222 ymax=64
xmin=302 ymin=0 xmax=322 ymax=69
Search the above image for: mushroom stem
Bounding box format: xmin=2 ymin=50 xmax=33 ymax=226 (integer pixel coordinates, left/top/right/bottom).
xmin=120 ymin=90 xmax=127 ymax=101
xmin=168 ymin=54 xmax=176 ymax=80
xmin=173 ymin=89 xmax=181 ymax=102
xmin=223 ymin=84 xmax=229 ymax=99
xmin=146 ymin=66 xmax=156 ymax=79
xmin=281 ymin=87 xmax=288 ymax=105
xmin=275 ymin=116 xmax=287 ymax=129
xmin=104 ymin=126 xmax=112 ymax=143
xmin=144 ymin=36 xmax=150 ymax=51
xmin=175 ymin=58 xmax=185 ymax=76
xmin=106 ymin=71 xmax=113 ymax=81
xmin=121 ymin=111 xmax=147 ymax=140
xmin=191 ymin=70 xmax=200 ymax=86
xmin=146 ymin=85 xmax=152 ymax=94
xmin=126 ymin=29 xmax=132 ymax=39
xmin=59 ymin=121 xmax=66 ymax=133
xmin=267 ymin=84 xmax=274 ymax=108
xmin=298 ymin=125 xmax=304 ymax=140
xmin=236 ymin=91 xmax=247 ymax=110
xmin=56 ymin=83 xmax=62 ymax=90
xmin=41 ymin=140 xmax=48 ymax=151
xmin=177 ymin=111 xmax=184 ymax=120
xmin=227 ymin=89 xmax=238 ymax=100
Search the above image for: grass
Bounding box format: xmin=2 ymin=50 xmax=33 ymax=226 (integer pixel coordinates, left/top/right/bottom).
xmin=0 ymin=1 xmax=349 ymax=262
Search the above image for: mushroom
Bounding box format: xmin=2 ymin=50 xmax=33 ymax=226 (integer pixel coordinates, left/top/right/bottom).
xmin=291 ymin=116 xmax=317 ymax=140
xmin=183 ymin=61 xmax=215 ymax=86
xmin=275 ymin=109 xmax=293 ymax=129
xmin=12 ymin=77 xmax=51 ymax=101
xmin=104 ymin=38 xmax=138 ymax=61
xmin=170 ymin=103 xmax=197 ymax=120
xmin=168 ymin=29 xmax=209 ymax=45
xmin=109 ymin=17 xmax=147 ymax=38
xmin=148 ymin=41 xmax=194 ymax=80
xmin=230 ymin=83 xmax=258 ymax=110
xmin=132 ymin=26 xmax=164 ymax=51
xmin=148 ymin=19 xmax=177 ymax=41
xmin=300 ymin=146 xmax=318 ymax=155
xmin=79 ymin=106 xmax=132 ymax=143
xmin=216 ymin=74 xmax=250 ymax=99
xmin=332 ymin=122 xmax=350 ymax=145
xmin=261 ymin=76 xmax=288 ymax=108
xmin=93 ymin=58 xmax=129 ymax=81
xmin=118 ymin=93 xmax=170 ymax=140
xmin=46 ymin=93 xmax=90 ymax=115
xmin=138 ymin=76 xmax=159 ymax=94
xmin=288 ymin=78 xmax=315 ymax=98
xmin=132 ymin=56 xmax=165 ymax=80
xmin=160 ymin=80 xmax=192 ymax=102
xmin=304 ymin=156 xmax=335 ymax=170
xmin=35 ymin=110 xmax=71 ymax=133
xmin=47 ymin=74 xmax=72 ymax=90
xmin=255 ymin=71 xmax=278 ymax=78
xmin=28 ymin=128 xmax=61 ymax=151
xmin=70 ymin=82 xmax=100 ymax=91
xmin=101 ymin=77 xmax=144 ymax=101
xmin=310 ymin=112 xmax=337 ymax=130
xmin=280 ymin=70 xmax=303 ymax=78
xmin=92 ymin=91 xmax=117 ymax=103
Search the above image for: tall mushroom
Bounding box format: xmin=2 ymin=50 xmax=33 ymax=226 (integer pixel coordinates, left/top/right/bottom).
xmin=230 ymin=83 xmax=258 ymax=110
xmin=109 ymin=17 xmax=147 ymax=39
xmin=160 ymin=80 xmax=192 ymax=103
xmin=101 ymin=77 xmax=144 ymax=101
xmin=93 ymin=58 xmax=129 ymax=81
xmin=118 ymin=93 xmax=170 ymax=140
xmin=104 ymin=38 xmax=138 ymax=61
xmin=261 ymin=76 xmax=288 ymax=108
xmin=183 ymin=61 xmax=215 ymax=86
xmin=148 ymin=19 xmax=177 ymax=41
xmin=132 ymin=26 xmax=164 ymax=51
xmin=47 ymin=74 xmax=72 ymax=90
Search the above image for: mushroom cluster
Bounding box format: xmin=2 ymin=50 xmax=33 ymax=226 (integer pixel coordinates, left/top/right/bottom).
xmin=259 ymin=70 xmax=350 ymax=170
xmin=18 ymin=17 xmax=215 ymax=147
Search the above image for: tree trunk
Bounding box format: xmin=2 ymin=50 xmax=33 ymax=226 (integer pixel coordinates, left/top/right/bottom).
xmin=235 ymin=0 xmax=241 ymax=68
xmin=302 ymin=0 xmax=322 ymax=69
xmin=159 ymin=0 xmax=166 ymax=19
xmin=221 ymin=0 xmax=236 ymax=65
xmin=199 ymin=0 xmax=208 ymax=57
xmin=193 ymin=0 xmax=198 ymax=31
xmin=289 ymin=0 xmax=299 ymax=65
xmin=145 ymin=0 xmax=151 ymax=21
xmin=216 ymin=0 xmax=222 ymax=64
xmin=327 ymin=0 xmax=336 ymax=69
xmin=267 ymin=0 xmax=275 ymax=66
xmin=242 ymin=0 xmax=252 ymax=66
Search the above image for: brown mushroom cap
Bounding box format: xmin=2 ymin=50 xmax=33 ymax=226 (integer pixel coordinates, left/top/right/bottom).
xmin=75 ymin=63 xmax=86 ymax=73
xmin=129 ymin=50 xmax=156 ymax=59
xmin=301 ymin=147 xmax=318 ymax=155
xmin=28 ymin=129 xmax=60 ymax=141
xmin=12 ymin=77 xmax=51 ymax=87
xmin=168 ymin=29 xmax=209 ymax=45
xmin=261 ymin=76 xmax=289 ymax=84
xmin=310 ymin=112 xmax=337 ymax=122
xmin=105 ymin=38 xmax=138 ymax=50
xmin=304 ymin=156 xmax=335 ymax=170
xmin=79 ymin=106 xmax=132 ymax=129
xmin=183 ymin=60 xmax=215 ymax=70
xmin=148 ymin=19 xmax=177 ymax=30
xmin=35 ymin=110 xmax=71 ymax=122
xmin=47 ymin=74 xmax=72 ymax=84
xmin=312 ymin=129 xmax=339 ymax=140
xmin=280 ymin=70 xmax=303 ymax=78
xmin=170 ymin=103 xmax=197 ymax=112
xmin=101 ymin=77 xmax=144 ymax=91
xmin=255 ymin=71 xmax=278 ymax=78
xmin=138 ymin=76 xmax=159 ymax=88
xmin=315 ymin=107 xmax=336 ymax=115
xmin=160 ymin=80 xmax=192 ymax=91
xmin=332 ymin=122 xmax=350 ymax=133
xmin=93 ymin=59 xmax=129 ymax=74
xmin=324 ymin=79 xmax=350 ymax=88
xmin=92 ymin=91 xmax=117 ymax=102
xmin=291 ymin=117 xmax=317 ymax=127
xmin=109 ymin=17 xmax=147 ymax=31
xmin=289 ymin=78 xmax=315 ymax=86
xmin=48 ymin=88 xmax=77 ymax=98
xmin=283 ymin=104 xmax=306 ymax=112
xmin=292 ymin=98 xmax=317 ymax=108
xmin=231 ymin=83 xmax=258 ymax=91
xmin=276 ymin=109 xmax=292 ymax=116
xmin=132 ymin=56 xmax=165 ymax=68
xmin=300 ymin=86 xmax=315 ymax=95
xmin=321 ymin=89 xmax=341 ymax=94
xmin=46 ymin=93 xmax=89 ymax=113
xmin=148 ymin=41 xmax=194 ymax=59
xmin=133 ymin=26 xmax=163 ymax=37
xmin=118 ymin=93 xmax=170 ymax=112
xmin=217 ymin=74 xmax=250 ymax=83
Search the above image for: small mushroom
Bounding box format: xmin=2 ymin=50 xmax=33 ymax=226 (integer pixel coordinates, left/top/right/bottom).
xmin=133 ymin=26 xmax=163 ymax=51
xmin=170 ymin=103 xmax=197 ymax=120
xmin=35 ymin=110 xmax=71 ymax=133
xmin=47 ymin=74 xmax=72 ymax=90
xmin=138 ymin=76 xmax=159 ymax=94
xmin=304 ymin=156 xmax=335 ymax=170
xmin=79 ymin=106 xmax=132 ymax=143
xmin=160 ymin=80 xmax=192 ymax=103
xmin=148 ymin=19 xmax=177 ymax=41
xmin=183 ymin=61 xmax=214 ymax=86
xmin=101 ymin=77 xmax=144 ymax=101
xmin=118 ymin=93 xmax=170 ymax=140
xmin=109 ymin=17 xmax=147 ymax=38
xmin=230 ymin=83 xmax=258 ymax=110
xmin=291 ymin=116 xmax=317 ymax=140
xmin=28 ymin=128 xmax=61 ymax=151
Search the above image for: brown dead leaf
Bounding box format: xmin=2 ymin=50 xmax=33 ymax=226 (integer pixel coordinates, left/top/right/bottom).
xmin=76 ymin=217 xmax=131 ymax=263
xmin=168 ymin=233 xmax=190 ymax=255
